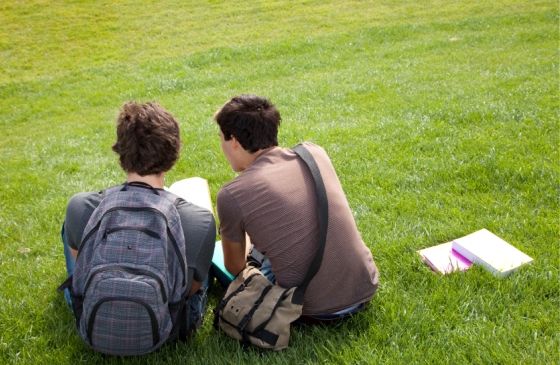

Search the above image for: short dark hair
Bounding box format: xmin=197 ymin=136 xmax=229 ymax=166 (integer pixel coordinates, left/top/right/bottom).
xmin=214 ymin=94 xmax=281 ymax=153
xmin=112 ymin=102 xmax=181 ymax=176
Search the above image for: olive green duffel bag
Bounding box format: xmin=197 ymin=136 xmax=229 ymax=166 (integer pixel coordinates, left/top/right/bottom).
xmin=214 ymin=265 xmax=302 ymax=350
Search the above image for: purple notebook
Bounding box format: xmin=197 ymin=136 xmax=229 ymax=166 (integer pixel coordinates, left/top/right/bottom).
xmin=418 ymin=242 xmax=473 ymax=274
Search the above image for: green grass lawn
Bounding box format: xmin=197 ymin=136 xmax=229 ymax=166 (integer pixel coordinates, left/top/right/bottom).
xmin=1 ymin=1 xmax=558 ymax=363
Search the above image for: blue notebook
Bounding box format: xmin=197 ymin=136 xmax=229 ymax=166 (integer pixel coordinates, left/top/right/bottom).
xmin=211 ymin=241 xmax=235 ymax=288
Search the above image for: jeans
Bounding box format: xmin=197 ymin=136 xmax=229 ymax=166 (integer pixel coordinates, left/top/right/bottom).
xmin=258 ymin=256 xmax=276 ymax=283
xmin=184 ymin=278 xmax=208 ymax=334
xmin=61 ymin=226 xmax=75 ymax=307
xmin=61 ymin=224 xmax=207 ymax=334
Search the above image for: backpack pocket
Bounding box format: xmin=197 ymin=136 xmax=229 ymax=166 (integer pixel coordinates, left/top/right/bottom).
xmin=79 ymin=268 xmax=172 ymax=356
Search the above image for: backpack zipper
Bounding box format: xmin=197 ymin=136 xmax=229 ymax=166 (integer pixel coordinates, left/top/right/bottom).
xmin=104 ymin=226 xmax=161 ymax=239
xmin=78 ymin=206 xmax=187 ymax=285
xmin=83 ymin=265 xmax=167 ymax=303
xmin=80 ymin=207 xmax=164 ymax=249
xmin=167 ymin=228 xmax=186 ymax=287
xmin=87 ymin=296 xmax=160 ymax=348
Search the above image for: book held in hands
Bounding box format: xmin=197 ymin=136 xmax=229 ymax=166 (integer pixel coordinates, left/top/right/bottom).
xmin=166 ymin=177 xmax=214 ymax=213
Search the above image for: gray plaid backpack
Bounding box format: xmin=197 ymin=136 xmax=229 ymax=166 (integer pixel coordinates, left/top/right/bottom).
xmin=63 ymin=182 xmax=189 ymax=356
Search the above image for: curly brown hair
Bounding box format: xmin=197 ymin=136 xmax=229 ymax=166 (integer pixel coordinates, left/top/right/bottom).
xmin=112 ymin=102 xmax=181 ymax=176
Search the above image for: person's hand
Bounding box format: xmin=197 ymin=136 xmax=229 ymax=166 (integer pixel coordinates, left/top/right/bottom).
xmin=246 ymin=245 xmax=265 ymax=268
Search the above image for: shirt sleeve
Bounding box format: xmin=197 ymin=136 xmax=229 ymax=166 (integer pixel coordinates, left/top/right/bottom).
xmin=216 ymin=187 xmax=245 ymax=243
xmin=176 ymin=200 xmax=216 ymax=282
xmin=63 ymin=191 xmax=102 ymax=250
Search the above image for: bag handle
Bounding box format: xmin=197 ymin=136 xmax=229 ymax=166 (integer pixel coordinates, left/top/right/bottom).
xmin=291 ymin=144 xmax=329 ymax=305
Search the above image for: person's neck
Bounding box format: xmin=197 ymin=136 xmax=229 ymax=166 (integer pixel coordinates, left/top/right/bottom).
xmin=238 ymin=147 xmax=273 ymax=172
xmin=126 ymin=172 xmax=165 ymax=189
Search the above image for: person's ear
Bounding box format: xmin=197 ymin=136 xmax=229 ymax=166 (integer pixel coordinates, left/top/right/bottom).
xmin=230 ymin=135 xmax=241 ymax=150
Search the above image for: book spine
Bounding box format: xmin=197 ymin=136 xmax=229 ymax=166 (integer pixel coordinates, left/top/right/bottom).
xmin=450 ymin=244 xmax=476 ymax=263
xmin=451 ymin=243 xmax=507 ymax=277
xmin=451 ymin=249 xmax=472 ymax=265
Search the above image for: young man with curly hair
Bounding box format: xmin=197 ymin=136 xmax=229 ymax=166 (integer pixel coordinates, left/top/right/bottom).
xmin=61 ymin=102 xmax=215 ymax=338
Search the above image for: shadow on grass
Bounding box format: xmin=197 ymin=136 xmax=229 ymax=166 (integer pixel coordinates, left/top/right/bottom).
xmin=42 ymin=278 xmax=375 ymax=364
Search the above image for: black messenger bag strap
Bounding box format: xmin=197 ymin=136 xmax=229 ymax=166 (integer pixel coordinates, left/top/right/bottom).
xmin=291 ymin=144 xmax=329 ymax=305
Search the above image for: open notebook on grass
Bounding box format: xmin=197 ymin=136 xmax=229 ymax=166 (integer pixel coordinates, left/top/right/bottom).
xmin=419 ymin=229 xmax=533 ymax=277
xmin=451 ymin=229 xmax=533 ymax=277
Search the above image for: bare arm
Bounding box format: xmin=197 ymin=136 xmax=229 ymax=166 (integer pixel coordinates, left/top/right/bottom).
xmin=222 ymin=236 xmax=247 ymax=277
xmin=217 ymin=188 xmax=252 ymax=276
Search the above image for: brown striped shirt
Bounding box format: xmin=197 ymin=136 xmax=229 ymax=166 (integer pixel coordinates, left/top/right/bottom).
xmin=217 ymin=142 xmax=379 ymax=315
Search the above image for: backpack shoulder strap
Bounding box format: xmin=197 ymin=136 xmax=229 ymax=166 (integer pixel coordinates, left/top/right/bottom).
xmin=78 ymin=184 xmax=183 ymax=252
xmin=159 ymin=189 xmax=186 ymax=206
xmin=291 ymin=143 xmax=329 ymax=305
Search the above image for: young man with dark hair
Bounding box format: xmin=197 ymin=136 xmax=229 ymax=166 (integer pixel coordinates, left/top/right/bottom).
xmin=61 ymin=102 xmax=215 ymax=343
xmin=214 ymin=94 xmax=379 ymax=322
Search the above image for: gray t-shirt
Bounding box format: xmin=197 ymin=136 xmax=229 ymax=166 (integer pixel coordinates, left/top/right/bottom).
xmin=63 ymin=185 xmax=216 ymax=287
xmin=217 ymin=142 xmax=379 ymax=315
